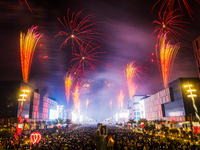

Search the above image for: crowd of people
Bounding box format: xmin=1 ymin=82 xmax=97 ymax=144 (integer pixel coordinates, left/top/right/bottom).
xmin=1 ymin=125 xmax=200 ymax=150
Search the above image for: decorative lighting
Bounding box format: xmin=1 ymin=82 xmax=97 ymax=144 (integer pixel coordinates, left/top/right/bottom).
xmin=30 ymin=132 xmax=41 ymax=144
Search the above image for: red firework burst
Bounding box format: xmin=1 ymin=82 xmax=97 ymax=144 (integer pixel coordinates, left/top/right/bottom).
xmin=152 ymin=0 xmax=200 ymax=20
xmin=19 ymin=0 xmax=34 ymax=15
xmin=152 ymin=9 xmax=189 ymax=44
xmin=70 ymin=42 xmax=105 ymax=73
xmin=68 ymin=64 xmax=84 ymax=80
xmin=54 ymin=8 xmax=105 ymax=53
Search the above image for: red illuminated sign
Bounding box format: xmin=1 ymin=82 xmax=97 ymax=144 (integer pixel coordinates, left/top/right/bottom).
xmin=30 ymin=132 xmax=41 ymax=144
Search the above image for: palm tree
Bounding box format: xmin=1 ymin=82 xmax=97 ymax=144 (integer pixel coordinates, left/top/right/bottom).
xmin=161 ymin=124 xmax=169 ymax=137
xmin=127 ymin=119 xmax=136 ymax=129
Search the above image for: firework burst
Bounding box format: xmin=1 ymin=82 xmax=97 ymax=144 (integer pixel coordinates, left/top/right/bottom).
xmin=70 ymin=42 xmax=105 ymax=73
xmin=64 ymin=72 xmax=74 ymax=104
xmin=68 ymin=64 xmax=84 ymax=80
xmin=152 ymin=0 xmax=200 ymax=20
xmin=20 ymin=26 xmax=43 ymax=83
xmin=117 ymin=90 xmax=125 ymax=110
xmin=55 ymin=8 xmax=105 ymax=53
xmin=152 ymin=9 xmax=188 ymax=44
xmin=19 ymin=0 xmax=34 ymax=15
xmin=156 ymin=33 xmax=180 ymax=88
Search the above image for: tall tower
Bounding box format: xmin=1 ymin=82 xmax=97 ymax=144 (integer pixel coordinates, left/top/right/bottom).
xmin=193 ymin=36 xmax=200 ymax=78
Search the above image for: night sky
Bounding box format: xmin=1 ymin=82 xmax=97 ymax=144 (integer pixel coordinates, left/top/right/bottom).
xmin=0 ymin=0 xmax=200 ymax=121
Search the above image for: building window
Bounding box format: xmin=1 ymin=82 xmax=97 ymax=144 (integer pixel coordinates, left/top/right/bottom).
xmin=137 ymin=112 xmax=140 ymax=115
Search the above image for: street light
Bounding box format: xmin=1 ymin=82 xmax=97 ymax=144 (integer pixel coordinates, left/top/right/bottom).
xmin=184 ymin=84 xmax=200 ymax=123
xmin=18 ymin=89 xmax=29 ymax=123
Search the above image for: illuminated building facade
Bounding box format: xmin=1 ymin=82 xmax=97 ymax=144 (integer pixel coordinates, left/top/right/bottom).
xmin=29 ymin=89 xmax=41 ymax=121
xmin=145 ymin=88 xmax=172 ymax=121
xmin=0 ymin=80 xmax=58 ymax=124
xmin=144 ymin=78 xmax=200 ymax=122
xmin=0 ymin=80 xmax=34 ymax=124
xmin=193 ymin=36 xmax=200 ymax=78
xmin=128 ymin=95 xmax=148 ymax=121
xmin=42 ymin=96 xmax=57 ymax=120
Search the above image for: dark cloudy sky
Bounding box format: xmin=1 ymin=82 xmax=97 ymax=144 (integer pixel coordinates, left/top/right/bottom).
xmin=0 ymin=0 xmax=200 ymax=121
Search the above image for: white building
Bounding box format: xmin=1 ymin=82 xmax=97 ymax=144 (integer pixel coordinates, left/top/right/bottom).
xmin=128 ymin=95 xmax=149 ymax=121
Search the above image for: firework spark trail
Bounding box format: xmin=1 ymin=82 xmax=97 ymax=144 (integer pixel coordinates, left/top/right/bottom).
xmin=73 ymin=82 xmax=80 ymax=110
xmin=125 ymin=61 xmax=142 ymax=100
xmin=55 ymin=8 xmax=106 ymax=53
xmin=152 ymin=9 xmax=189 ymax=44
xmin=156 ymin=33 xmax=180 ymax=88
xmin=117 ymin=90 xmax=125 ymax=110
xmin=71 ymin=42 xmax=106 ymax=73
xmin=20 ymin=26 xmax=43 ymax=83
xmin=152 ymin=0 xmax=200 ymax=20
xmin=19 ymin=0 xmax=34 ymax=15
xmin=86 ymin=99 xmax=89 ymax=109
xmin=64 ymin=72 xmax=74 ymax=104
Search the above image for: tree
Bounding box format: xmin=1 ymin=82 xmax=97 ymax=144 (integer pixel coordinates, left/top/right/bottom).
xmin=53 ymin=126 xmax=58 ymax=131
xmin=137 ymin=118 xmax=148 ymax=128
xmin=150 ymin=119 xmax=166 ymax=125
xmin=127 ymin=119 xmax=136 ymax=129
xmin=149 ymin=124 xmax=156 ymax=134
xmin=161 ymin=124 xmax=169 ymax=137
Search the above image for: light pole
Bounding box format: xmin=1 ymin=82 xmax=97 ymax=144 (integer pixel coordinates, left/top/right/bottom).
xmin=184 ymin=84 xmax=200 ymax=123
xmin=17 ymin=89 xmax=29 ymax=136
xmin=18 ymin=89 xmax=29 ymax=123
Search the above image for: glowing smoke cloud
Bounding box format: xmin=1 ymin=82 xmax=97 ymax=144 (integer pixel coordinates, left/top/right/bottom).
xmin=20 ymin=26 xmax=42 ymax=83
xmin=110 ymin=100 xmax=112 ymax=109
xmin=156 ymin=33 xmax=180 ymax=88
xmin=86 ymin=99 xmax=89 ymax=109
xmin=117 ymin=90 xmax=125 ymax=110
xmin=64 ymin=72 xmax=74 ymax=104
xmin=73 ymin=82 xmax=81 ymax=113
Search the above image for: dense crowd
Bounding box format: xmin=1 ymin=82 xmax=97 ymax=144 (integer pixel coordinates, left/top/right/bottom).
xmin=1 ymin=125 xmax=200 ymax=150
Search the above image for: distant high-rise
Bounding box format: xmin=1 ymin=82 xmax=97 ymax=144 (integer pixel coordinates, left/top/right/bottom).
xmin=193 ymin=36 xmax=200 ymax=78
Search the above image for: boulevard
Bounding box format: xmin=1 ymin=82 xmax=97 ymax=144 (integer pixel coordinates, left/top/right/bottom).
xmin=1 ymin=124 xmax=200 ymax=150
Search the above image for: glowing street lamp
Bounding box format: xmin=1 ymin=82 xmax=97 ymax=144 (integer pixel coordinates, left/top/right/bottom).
xmin=184 ymin=84 xmax=200 ymax=123
xmin=18 ymin=89 xmax=29 ymax=123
